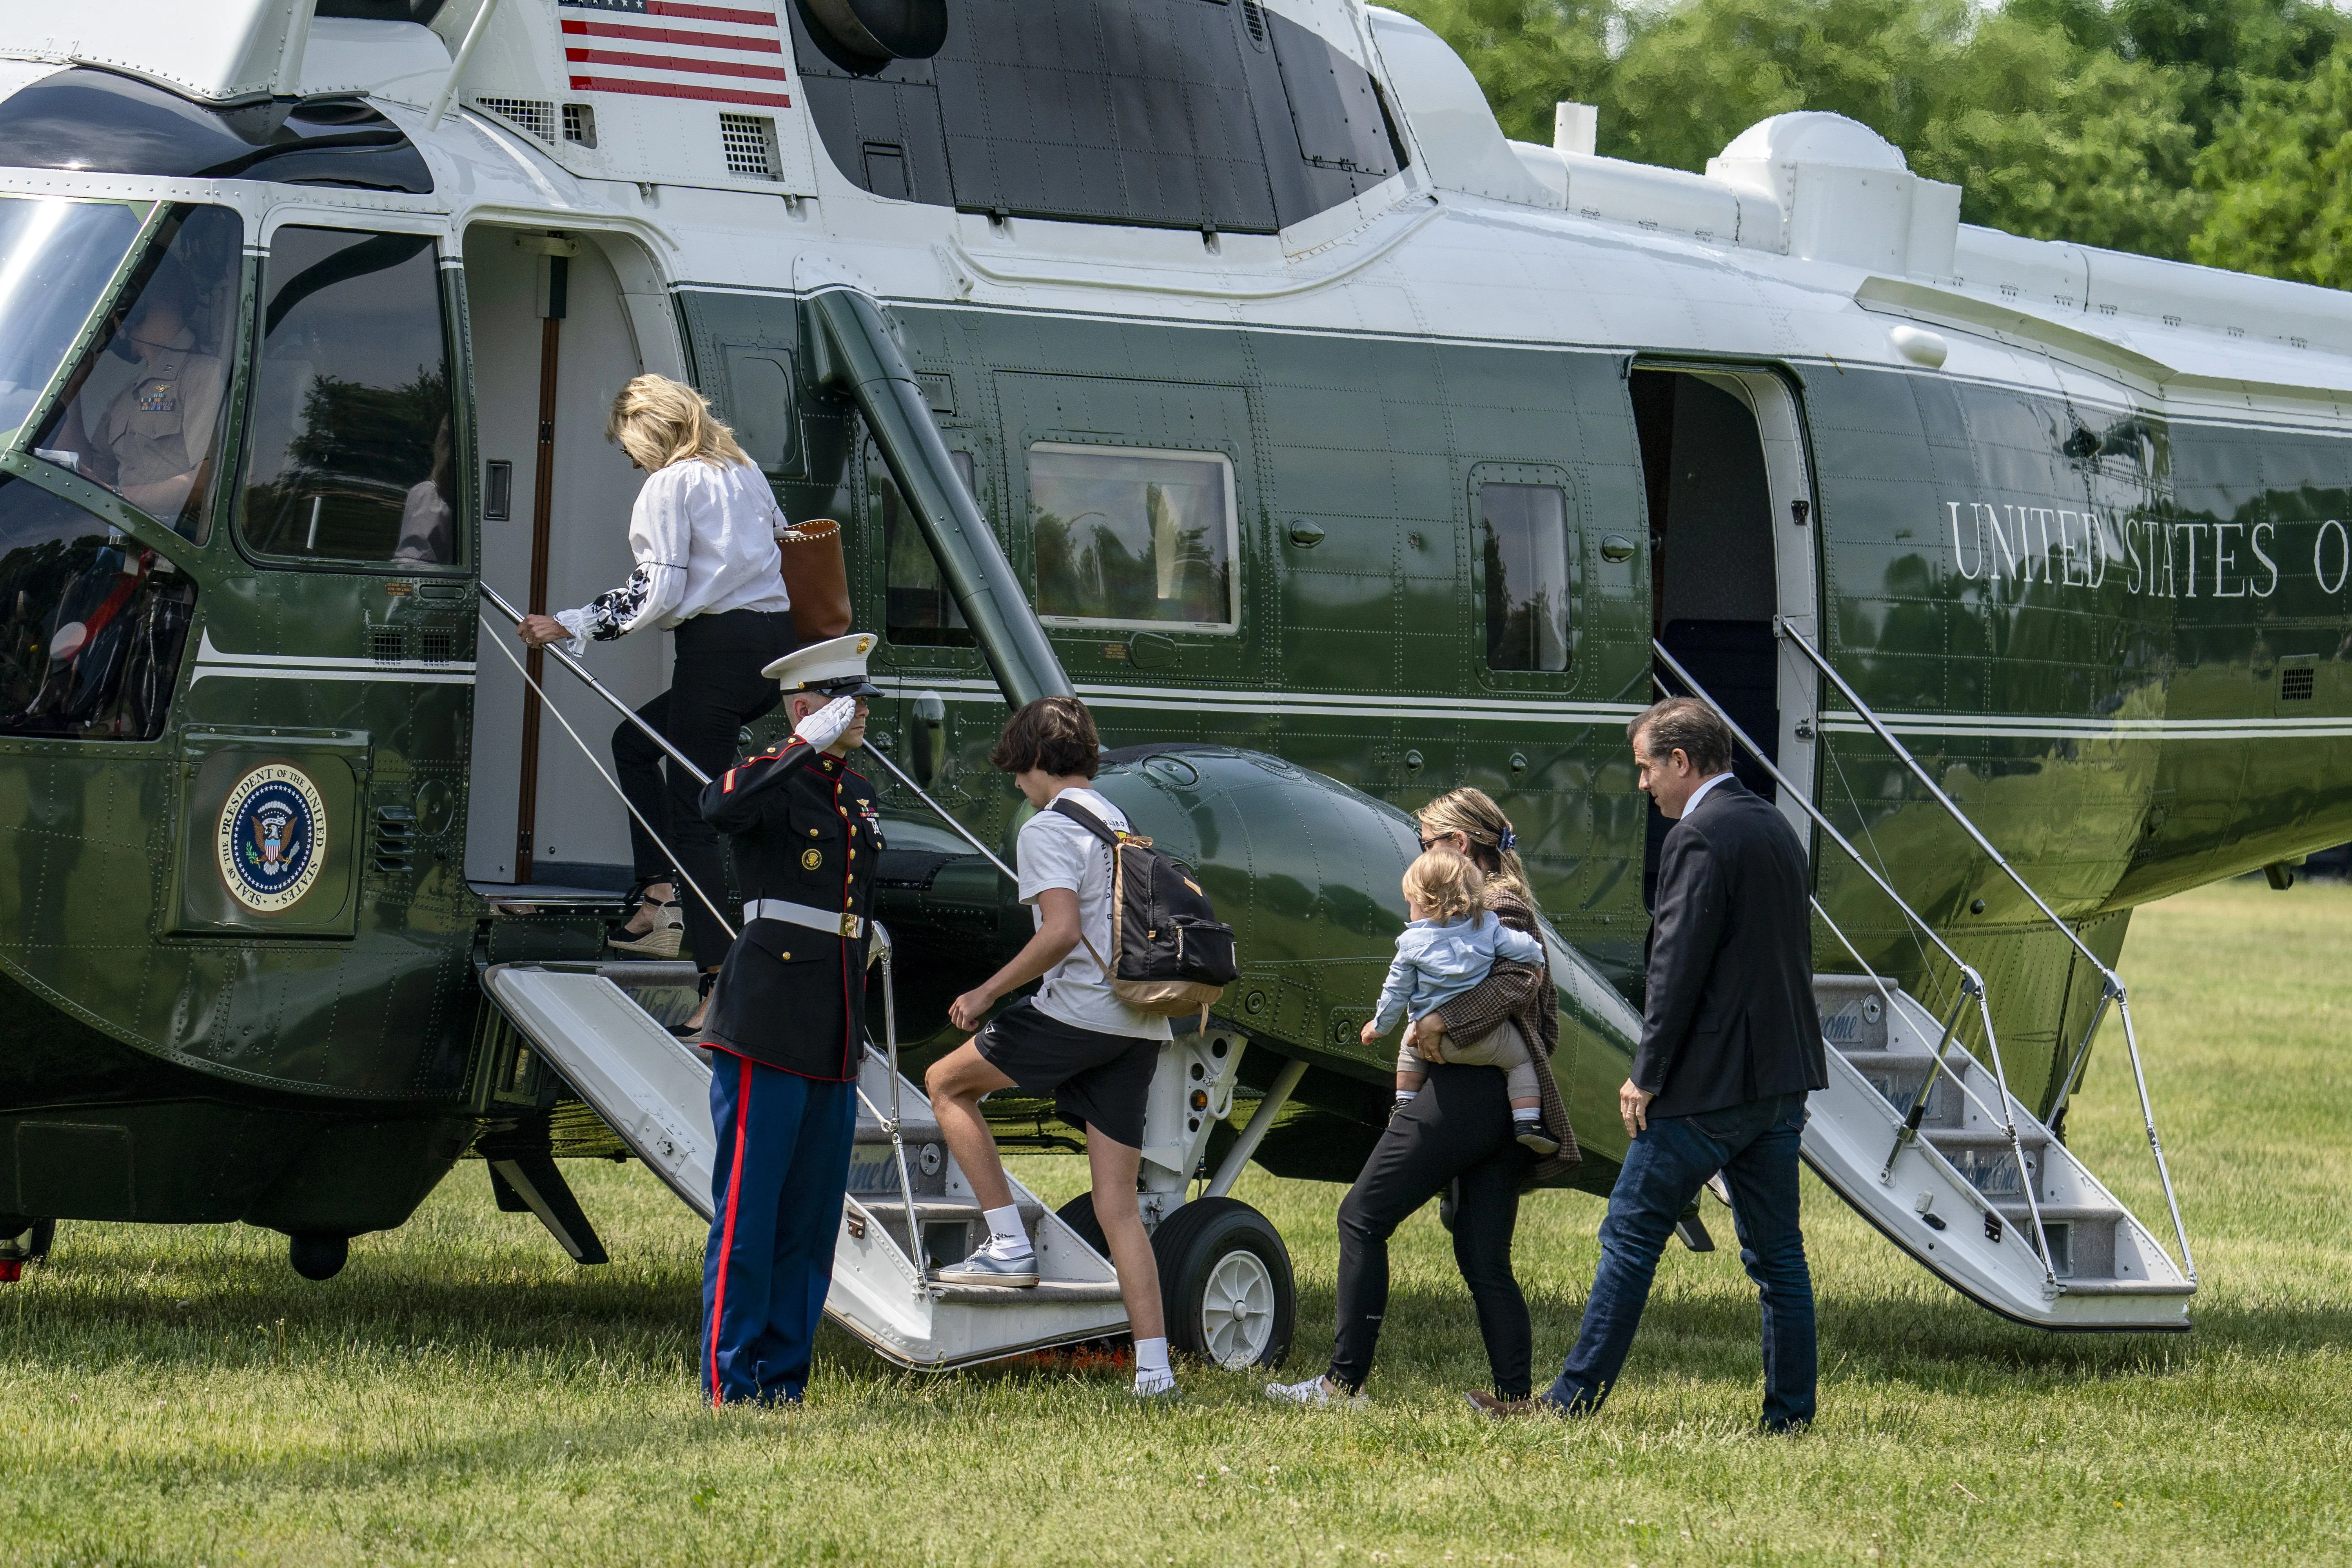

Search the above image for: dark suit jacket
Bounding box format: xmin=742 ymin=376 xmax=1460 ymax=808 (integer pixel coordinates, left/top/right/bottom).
xmin=1633 ymin=775 xmax=1826 ymax=1118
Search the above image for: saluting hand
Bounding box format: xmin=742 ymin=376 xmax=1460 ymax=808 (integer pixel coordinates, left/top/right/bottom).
xmin=793 ymin=694 xmax=858 ymax=753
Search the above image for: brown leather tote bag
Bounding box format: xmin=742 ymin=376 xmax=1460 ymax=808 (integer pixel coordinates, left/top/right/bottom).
xmin=776 ymin=518 xmax=851 ymax=641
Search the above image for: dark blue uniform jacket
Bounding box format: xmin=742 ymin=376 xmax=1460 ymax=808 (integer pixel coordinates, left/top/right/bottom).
xmin=698 ymin=738 xmax=880 ymax=1081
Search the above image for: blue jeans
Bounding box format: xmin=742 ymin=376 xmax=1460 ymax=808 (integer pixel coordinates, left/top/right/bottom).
xmin=1543 ymin=1091 xmax=1816 ymax=1430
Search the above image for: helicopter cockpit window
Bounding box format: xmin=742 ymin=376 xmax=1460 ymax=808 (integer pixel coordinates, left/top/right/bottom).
xmin=0 ymin=197 xmax=145 ymax=448
xmin=0 ymin=473 xmax=197 ymax=742
xmin=29 ymin=203 xmax=241 ymax=542
xmin=1480 ymin=482 xmax=1572 ymax=672
xmin=876 ymin=446 xmax=975 ymax=645
xmin=236 ymin=227 xmax=459 ymax=567
xmin=1029 ymin=444 xmax=1236 ymax=633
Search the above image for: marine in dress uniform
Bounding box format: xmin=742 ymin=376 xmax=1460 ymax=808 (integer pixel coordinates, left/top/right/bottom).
xmin=692 ymin=632 xmax=883 ymax=1406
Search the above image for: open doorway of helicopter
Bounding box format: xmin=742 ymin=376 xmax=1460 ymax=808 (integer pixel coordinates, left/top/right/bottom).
xmin=1631 ymin=365 xmax=1820 ymax=907
xmin=461 ymin=226 xmax=673 ymax=893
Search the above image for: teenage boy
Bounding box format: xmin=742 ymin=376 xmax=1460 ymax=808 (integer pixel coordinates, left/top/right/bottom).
xmin=923 ymin=696 xmax=1180 ymax=1399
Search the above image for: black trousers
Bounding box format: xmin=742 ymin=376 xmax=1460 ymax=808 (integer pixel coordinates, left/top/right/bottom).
xmin=612 ymin=607 xmax=795 ymax=968
xmin=1329 ymin=1062 xmax=1533 ymax=1397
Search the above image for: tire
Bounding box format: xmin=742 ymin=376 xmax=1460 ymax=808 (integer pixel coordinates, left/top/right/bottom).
xmin=1150 ymin=1196 xmax=1294 ymax=1370
xmin=288 ymin=1232 xmax=349 ymax=1281
xmin=25 ymin=1219 xmax=53 ymax=1264
xmin=1055 ymin=1191 xmax=1110 ymax=1257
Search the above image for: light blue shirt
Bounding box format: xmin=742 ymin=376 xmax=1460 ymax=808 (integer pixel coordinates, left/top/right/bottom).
xmin=1370 ymin=911 xmax=1547 ymax=1035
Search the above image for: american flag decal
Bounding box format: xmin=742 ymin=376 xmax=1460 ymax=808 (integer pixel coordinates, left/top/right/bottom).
xmin=559 ymin=0 xmax=792 ymax=110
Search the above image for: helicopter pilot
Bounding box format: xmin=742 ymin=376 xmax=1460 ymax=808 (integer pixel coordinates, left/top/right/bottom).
xmin=50 ymin=288 xmax=228 ymax=528
xmin=690 ymin=632 xmax=881 ymax=1406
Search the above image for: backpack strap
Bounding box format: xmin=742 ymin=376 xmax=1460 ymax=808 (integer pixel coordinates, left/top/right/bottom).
xmin=1048 ymin=795 xmax=1121 ymax=844
xmin=1049 ymin=796 xmax=1118 ymax=975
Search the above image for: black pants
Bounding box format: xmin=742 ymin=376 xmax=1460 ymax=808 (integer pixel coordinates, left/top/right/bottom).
xmin=1329 ymin=1062 xmax=1532 ymax=1397
xmin=612 ymin=607 xmax=794 ymax=968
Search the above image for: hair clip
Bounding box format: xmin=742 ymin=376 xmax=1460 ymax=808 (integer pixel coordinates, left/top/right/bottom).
xmin=1497 ymin=829 xmax=1517 ymax=851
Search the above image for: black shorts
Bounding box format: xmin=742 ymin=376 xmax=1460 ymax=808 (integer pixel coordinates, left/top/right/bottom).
xmin=974 ymin=997 xmax=1161 ymax=1149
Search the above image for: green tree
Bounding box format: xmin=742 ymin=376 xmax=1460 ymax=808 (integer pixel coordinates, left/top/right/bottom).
xmin=1390 ymin=0 xmax=1614 ymax=144
xmin=1598 ymin=0 xmax=1968 ymax=171
xmin=2191 ymin=50 xmax=2352 ymax=285
xmin=1388 ymin=0 xmax=2242 ymax=264
xmin=1913 ymin=12 xmax=2205 ymax=258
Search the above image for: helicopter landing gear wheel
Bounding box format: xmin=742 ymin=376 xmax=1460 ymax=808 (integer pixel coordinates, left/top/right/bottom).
xmin=1151 ymin=1197 xmax=1294 ymax=1370
xmin=1054 ymin=1191 xmax=1109 ymax=1256
xmin=288 ymin=1232 xmax=349 ymax=1281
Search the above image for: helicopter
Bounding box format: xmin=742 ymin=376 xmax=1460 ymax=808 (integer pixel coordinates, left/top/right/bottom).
xmin=0 ymin=0 xmax=2341 ymax=1361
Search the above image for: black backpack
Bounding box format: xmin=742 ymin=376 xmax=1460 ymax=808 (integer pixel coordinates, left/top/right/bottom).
xmin=1049 ymin=797 xmax=1238 ymax=1016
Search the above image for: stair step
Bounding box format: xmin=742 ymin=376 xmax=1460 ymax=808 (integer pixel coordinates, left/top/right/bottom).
xmin=855 ymin=1118 xmax=943 ymax=1146
xmin=1995 ymin=1201 xmax=2124 ymax=1223
xmin=2055 ymin=1278 xmax=2198 ymax=1297
xmin=1922 ymin=1127 xmax=2049 ymax=1150
xmin=929 ymin=1278 xmax=1127 ymax=1305
xmin=886 ymin=1197 xmax=1045 ymax=1227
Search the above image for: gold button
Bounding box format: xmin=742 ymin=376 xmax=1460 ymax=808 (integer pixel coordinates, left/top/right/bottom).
xmin=809 ymin=828 xmax=818 ymax=836
xmin=782 ymin=952 xmax=791 ymax=960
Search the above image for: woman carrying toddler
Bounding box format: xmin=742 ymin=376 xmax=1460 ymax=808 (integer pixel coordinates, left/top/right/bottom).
xmin=1269 ymin=787 xmax=1577 ymax=1408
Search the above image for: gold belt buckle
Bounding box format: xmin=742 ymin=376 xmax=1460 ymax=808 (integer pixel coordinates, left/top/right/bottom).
xmin=840 ymin=911 xmax=859 ymax=938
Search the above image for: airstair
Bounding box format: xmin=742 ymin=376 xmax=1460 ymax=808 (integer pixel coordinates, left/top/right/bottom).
xmin=1802 ymin=974 xmax=2190 ymax=1328
xmin=482 ymin=956 xmax=1135 ymax=1368
xmin=1661 ymin=632 xmax=2198 ymax=1332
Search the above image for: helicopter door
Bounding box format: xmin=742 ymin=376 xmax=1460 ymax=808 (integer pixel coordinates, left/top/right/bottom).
xmin=459 ymin=229 xmax=666 ymax=891
xmin=1630 ymin=367 xmax=1819 ymax=898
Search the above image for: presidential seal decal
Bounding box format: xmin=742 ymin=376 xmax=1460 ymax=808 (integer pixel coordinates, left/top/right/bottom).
xmin=217 ymin=764 xmax=327 ymax=912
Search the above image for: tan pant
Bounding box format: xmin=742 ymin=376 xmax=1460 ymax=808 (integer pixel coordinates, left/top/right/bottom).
xmin=1399 ymin=1021 xmax=1538 ymax=1102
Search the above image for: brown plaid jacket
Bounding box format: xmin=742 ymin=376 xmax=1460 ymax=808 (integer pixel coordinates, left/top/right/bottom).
xmin=1426 ymin=885 xmax=1580 ymax=1181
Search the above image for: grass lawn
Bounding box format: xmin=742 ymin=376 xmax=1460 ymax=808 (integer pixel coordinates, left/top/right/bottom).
xmin=6 ymin=879 xmax=2350 ymax=1566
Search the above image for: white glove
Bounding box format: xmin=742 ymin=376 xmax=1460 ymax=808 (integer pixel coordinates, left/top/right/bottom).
xmin=793 ymin=694 xmax=858 ymax=752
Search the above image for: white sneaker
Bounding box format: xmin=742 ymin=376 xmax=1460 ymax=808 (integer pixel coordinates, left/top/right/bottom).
xmin=934 ymin=1237 xmax=1038 ymax=1288
xmin=1266 ymin=1375 xmax=1363 ymax=1407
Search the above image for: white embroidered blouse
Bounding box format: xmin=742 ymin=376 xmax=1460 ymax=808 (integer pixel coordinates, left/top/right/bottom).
xmin=553 ymin=457 xmax=791 ymax=651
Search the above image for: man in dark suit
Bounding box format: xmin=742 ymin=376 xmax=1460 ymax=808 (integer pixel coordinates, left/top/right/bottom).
xmin=1475 ymin=695 xmax=1826 ymax=1431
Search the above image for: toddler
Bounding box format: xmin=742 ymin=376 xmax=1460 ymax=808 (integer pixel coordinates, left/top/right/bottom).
xmin=1359 ymin=851 xmax=1556 ymax=1154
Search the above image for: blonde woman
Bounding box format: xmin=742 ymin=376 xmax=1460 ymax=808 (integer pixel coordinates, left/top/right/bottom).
xmin=519 ymin=374 xmax=794 ymax=1027
xmin=1269 ymin=786 xmax=1575 ymax=1410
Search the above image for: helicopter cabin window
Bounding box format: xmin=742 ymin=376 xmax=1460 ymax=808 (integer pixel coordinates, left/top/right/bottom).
xmin=0 ymin=473 xmax=196 ymax=741
xmin=876 ymin=447 xmax=976 ymax=645
xmin=1 ymin=198 xmax=143 ymax=446
xmin=235 ymin=227 xmax=460 ymax=567
xmin=1480 ymin=482 xmax=1572 ymax=671
xmin=1028 ymin=444 xmax=1236 ymax=633
xmin=29 ymin=203 xmax=242 ymax=542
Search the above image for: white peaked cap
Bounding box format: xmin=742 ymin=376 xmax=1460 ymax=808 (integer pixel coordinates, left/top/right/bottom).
xmin=762 ymin=632 xmax=880 ymax=691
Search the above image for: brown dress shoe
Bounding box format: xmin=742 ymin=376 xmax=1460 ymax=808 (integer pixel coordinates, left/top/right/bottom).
xmin=1464 ymin=1390 xmax=1548 ymax=1419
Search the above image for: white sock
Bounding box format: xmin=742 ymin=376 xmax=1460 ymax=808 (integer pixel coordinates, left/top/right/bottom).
xmin=1513 ymin=1106 xmax=1541 ymax=1125
xmin=983 ymin=1204 xmax=1031 ymax=1253
xmin=1134 ymin=1337 xmax=1174 ymax=1392
xmin=1395 ymin=1088 xmax=1419 ymax=1102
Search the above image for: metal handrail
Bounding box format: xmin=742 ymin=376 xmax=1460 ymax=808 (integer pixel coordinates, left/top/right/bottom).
xmin=1777 ymin=620 xmax=2114 ymax=980
xmin=1651 ymin=639 xmax=2056 ymax=1287
xmin=1767 ymin=622 xmax=2195 ymax=1288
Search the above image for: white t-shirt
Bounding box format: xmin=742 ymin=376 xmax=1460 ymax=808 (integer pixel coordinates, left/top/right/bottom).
xmin=1017 ymin=787 xmax=1173 ymax=1042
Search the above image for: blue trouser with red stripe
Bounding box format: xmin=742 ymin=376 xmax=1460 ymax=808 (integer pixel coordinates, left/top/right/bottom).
xmin=701 ymin=1052 xmax=857 ymax=1406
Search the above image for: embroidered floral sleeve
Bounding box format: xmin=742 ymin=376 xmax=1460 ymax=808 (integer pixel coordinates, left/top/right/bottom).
xmin=551 ymin=561 xmax=685 ymax=654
